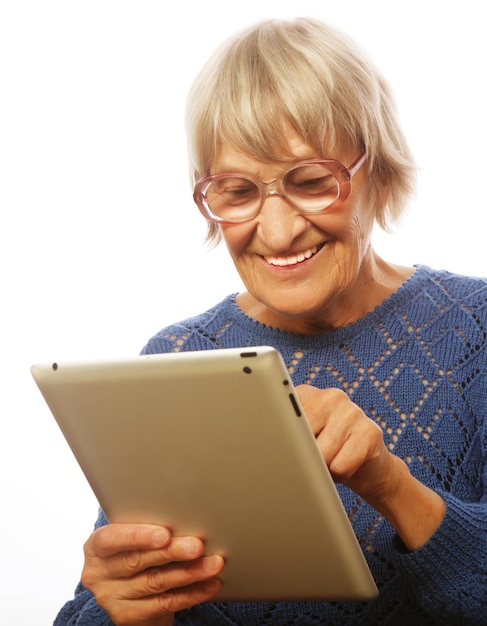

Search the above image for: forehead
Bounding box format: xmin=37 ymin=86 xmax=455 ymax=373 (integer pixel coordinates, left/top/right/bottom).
xmin=212 ymin=136 xmax=352 ymax=177
xmin=213 ymin=143 xmax=309 ymax=173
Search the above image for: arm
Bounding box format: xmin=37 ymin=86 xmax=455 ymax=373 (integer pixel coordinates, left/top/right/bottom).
xmin=296 ymin=385 xmax=487 ymax=621
xmin=296 ymin=385 xmax=446 ymax=550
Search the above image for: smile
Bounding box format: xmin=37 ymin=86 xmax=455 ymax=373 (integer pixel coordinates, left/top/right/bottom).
xmin=264 ymin=244 xmax=324 ymax=267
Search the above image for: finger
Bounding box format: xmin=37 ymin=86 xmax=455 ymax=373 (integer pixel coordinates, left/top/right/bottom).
xmin=295 ymin=385 xmax=348 ymax=435
xmin=153 ymin=577 xmax=223 ymax=613
xmin=123 ymin=535 xmax=209 ymax=578
xmin=325 ymin=433 xmax=367 ymax=480
xmin=294 ymin=385 xmax=324 ymax=435
xmin=315 ymin=424 xmax=350 ymax=468
xmin=104 ymin=577 xmax=222 ymax=625
xmin=85 ymin=524 xmax=172 ymax=560
xmin=127 ymin=554 xmax=225 ymax=600
xmin=314 ymin=400 xmax=363 ymax=467
xmin=323 ymin=420 xmax=384 ymax=481
xmin=86 ymin=534 xmax=207 ymax=582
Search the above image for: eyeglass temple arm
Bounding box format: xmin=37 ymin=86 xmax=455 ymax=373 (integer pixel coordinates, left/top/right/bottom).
xmin=348 ymin=151 xmax=367 ymax=176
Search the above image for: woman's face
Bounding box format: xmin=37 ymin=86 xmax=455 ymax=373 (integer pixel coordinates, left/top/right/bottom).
xmin=214 ymin=131 xmax=387 ymax=334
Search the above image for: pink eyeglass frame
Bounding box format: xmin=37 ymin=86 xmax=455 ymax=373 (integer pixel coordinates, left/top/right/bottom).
xmin=193 ymin=151 xmax=367 ymax=224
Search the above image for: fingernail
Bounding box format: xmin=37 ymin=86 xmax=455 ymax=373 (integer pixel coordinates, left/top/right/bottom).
xmin=152 ymin=528 xmax=170 ymax=546
xmin=181 ymin=536 xmax=201 ymax=556
xmin=202 ymin=555 xmax=223 ymax=573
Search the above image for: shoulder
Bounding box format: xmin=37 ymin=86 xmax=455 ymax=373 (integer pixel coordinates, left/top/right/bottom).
xmin=410 ymin=266 xmax=487 ymax=381
xmin=374 ymin=266 xmax=487 ymax=374
xmin=409 ymin=266 xmax=487 ymax=314
xmin=413 ymin=264 xmax=487 ymax=291
xmin=141 ymin=294 xmax=239 ymax=355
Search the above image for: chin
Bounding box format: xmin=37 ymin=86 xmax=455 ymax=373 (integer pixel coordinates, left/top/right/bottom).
xmin=265 ymin=298 xmax=328 ymax=328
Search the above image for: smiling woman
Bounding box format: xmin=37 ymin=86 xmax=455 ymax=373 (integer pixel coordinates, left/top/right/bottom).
xmin=51 ymin=15 xmax=487 ymax=626
xmin=210 ymin=134 xmax=393 ymax=334
xmin=4 ymin=3 xmax=487 ymax=625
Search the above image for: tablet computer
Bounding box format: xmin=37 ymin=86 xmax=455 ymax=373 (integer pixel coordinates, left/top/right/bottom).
xmin=31 ymin=346 xmax=378 ymax=602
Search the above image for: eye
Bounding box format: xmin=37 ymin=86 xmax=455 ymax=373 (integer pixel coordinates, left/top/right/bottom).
xmin=208 ymin=177 xmax=259 ymax=206
xmin=286 ymin=166 xmax=338 ymax=198
xmin=226 ymin=183 xmax=255 ymax=197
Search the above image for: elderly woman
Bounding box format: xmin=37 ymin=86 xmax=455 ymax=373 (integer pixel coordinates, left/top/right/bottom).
xmin=56 ymin=18 xmax=486 ymax=626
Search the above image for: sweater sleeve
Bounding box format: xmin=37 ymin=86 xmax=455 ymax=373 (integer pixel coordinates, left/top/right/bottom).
xmin=53 ymin=582 xmax=115 ymax=626
xmin=391 ymin=290 xmax=487 ymax=624
xmin=393 ymin=489 xmax=487 ymax=621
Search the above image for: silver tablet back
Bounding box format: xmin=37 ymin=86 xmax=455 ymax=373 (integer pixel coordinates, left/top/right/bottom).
xmin=31 ymin=346 xmax=378 ymax=602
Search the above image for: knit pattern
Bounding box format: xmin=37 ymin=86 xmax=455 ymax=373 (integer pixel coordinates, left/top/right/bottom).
xmin=55 ymin=266 xmax=487 ymax=625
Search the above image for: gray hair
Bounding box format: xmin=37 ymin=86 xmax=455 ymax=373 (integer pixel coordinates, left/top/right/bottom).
xmin=186 ymin=17 xmax=416 ymax=243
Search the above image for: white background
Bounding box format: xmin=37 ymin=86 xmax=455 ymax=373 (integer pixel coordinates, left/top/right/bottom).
xmin=1 ymin=1 xmax=486 ymax=624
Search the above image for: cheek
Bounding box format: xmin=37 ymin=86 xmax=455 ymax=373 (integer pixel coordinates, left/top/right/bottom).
xmin=309 ymin=191 xmax=375 ymax=243
xmin=220 ymin=223 xmax=256 ymax=257
xmin=306 ymin=211 xmax=358 ymax=242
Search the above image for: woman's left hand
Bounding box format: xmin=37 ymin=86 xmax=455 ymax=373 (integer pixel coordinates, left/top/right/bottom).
xmin=295 ymin=385 xmax=446 ymax=550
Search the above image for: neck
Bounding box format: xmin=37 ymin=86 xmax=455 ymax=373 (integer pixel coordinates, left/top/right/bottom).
xmin=236 ymin=256 xmax=415 ymax=334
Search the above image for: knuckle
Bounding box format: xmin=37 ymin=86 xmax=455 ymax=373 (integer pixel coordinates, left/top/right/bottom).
xmin=370 ymin=420 xmax=385 ymax=445
xmin=154 ymin=590 xmax=179 ymax=614
xmin=123 ymin=548 xmax=143 ymax=572
xmin=145 ymin=566 xmax=167 ymax=594
xmin=180 ymin=560 xmax=201 ymax=585
xmin=144 ymin=560 xmax=204 ymax=596
xmin=128 ymin=524 xmax=144 ymax=546
xmin=81 ymin=560 xmax=108 ymax=595
xmin=91 ymin=586 xmax=113 ymax=611
xmin=80 ymin=567 xmax=95 ymax=590
xmin=84 ymin=525 xmax=113 ymax=557
xmin=329 ymin=458 xmax=348 ymax=480
xmin=152 ymin=580 xmax=213 ymax=615
xmin=82 ymin=531 xmax=98 ymax=558
xmin=327 ymin=387 xmax=348 ymax=402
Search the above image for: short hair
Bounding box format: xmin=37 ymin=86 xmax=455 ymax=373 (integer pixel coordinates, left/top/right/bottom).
xmin=185 ymin=17 xmax=416 ymax=244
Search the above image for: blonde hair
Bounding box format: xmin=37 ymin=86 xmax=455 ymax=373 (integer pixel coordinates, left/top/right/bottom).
xmin=186 ymin=17 xmax=416 ymax=243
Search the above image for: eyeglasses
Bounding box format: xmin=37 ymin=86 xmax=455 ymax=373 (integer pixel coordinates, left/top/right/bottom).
xmin=193 ymin=151 xmax=367 ymax=224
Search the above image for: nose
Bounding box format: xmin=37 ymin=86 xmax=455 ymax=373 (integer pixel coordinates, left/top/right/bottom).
xmin=256 ymin=193 xmax=308 ymax=252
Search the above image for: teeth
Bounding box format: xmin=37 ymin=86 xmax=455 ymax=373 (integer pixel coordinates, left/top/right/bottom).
xmin=265 ymin=245 xmax=319 ymax=267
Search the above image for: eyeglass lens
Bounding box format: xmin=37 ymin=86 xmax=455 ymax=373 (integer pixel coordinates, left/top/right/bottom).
xmin=205 ymin=163 xmax=340 ymax=221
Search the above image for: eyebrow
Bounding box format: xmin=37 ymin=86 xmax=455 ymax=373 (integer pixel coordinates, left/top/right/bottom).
xmin=211 ymin=155 xmax=320 ymax=177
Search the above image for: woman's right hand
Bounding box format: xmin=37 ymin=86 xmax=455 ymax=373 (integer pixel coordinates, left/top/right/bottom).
xmin=81 ymin=523 xmax=224 ymax=626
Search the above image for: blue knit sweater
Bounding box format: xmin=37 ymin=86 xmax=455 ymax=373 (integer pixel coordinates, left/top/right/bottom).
xmin=55 ymin=266 xmax=487 ymax=625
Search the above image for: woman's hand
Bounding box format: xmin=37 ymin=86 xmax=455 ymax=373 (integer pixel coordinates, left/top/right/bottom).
xmin=81 ymin=523 xmax=224 ymax=626
xmin=296 ymin=385 xmax=445 ymax=550
xmin=296 ymin=386 xmax=391 ymax=496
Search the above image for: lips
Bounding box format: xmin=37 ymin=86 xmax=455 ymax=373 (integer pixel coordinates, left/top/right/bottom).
xmin=264 ymin=243 xmax=324 ymax=267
